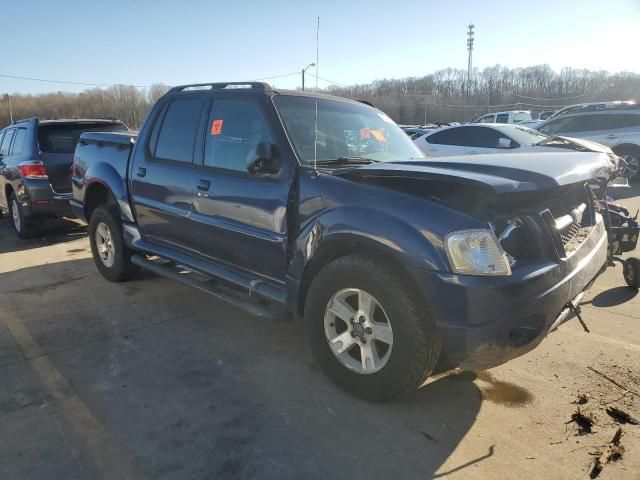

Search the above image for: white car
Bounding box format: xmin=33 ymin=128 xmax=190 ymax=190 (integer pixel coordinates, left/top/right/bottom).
xmin=413 ymin=123 xmax=614 ymax=158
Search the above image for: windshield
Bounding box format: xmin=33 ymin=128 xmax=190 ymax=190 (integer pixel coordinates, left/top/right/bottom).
xmin=273 ymin=95 xmax=425 ymax=164
xmin=38 ymin=123 xmax=127 ymax=154
xmin=496 ymin=124 xmax=550 ymax=145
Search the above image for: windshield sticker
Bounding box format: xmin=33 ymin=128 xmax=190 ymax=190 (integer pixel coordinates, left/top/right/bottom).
xmin=211 ymin=119 xmax=223 ymax=135
xmin=370 ymin=129 xmax=387 ymax=142
xmin=360 ymin=128 xmax=371 ymax=139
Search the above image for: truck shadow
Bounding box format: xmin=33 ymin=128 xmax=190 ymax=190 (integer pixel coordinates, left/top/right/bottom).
xmin=0 ymin=217 xmax=86 ymax=254
xmin=0 ymin=257 xmax=493 ymax=480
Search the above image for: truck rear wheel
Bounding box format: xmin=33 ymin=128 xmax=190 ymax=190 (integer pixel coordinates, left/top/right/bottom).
xmin=89 ymin=205 xmax=140 ymax=282
xmin=305 ymin=255 xmax=441 ymax=401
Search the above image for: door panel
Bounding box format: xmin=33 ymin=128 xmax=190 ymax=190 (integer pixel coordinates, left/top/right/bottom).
xmin=189 ymin=97 xmax=292 ymax=281
xmin=129 ymin=95 xmax=207 ymax=252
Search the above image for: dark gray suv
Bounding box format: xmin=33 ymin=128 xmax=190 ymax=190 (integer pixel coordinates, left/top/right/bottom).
xmin=0 ymin=117 xmax=127 ymax=238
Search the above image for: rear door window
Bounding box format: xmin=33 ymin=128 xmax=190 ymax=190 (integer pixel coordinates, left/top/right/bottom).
xmin=0 ymin=129 xmax=15 ymax=156
xmin=10 ymin=128 xmax=27 ymax=155
xmin=426 ymin=128 xmax=467 ymax=145
xmin=153 ymin=98 xmax=206 ymax=163
xmin=204 ymin=99 xmax=273 ymax=172
xmin=495 ymin=113 xmax=509 ymax=123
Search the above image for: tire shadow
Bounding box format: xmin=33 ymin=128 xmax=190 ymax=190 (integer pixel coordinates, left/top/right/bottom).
xmin=588 ymin=286 xmax=638 ymax=307
xmin=0 ymin=217 xmax=86 ymax=254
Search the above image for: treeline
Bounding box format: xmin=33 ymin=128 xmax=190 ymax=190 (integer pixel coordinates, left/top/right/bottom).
xmin=1 ymin=65 xmax=640 ymax=129
xmin=327 ymin=65 xmax=640 ymax=123
xmin=0 ymin=84 xmax=169 ymax=130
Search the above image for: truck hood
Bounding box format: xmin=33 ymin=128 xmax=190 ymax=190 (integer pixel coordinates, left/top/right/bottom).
xmin=337 ymin=152 xmax=615 ymax=194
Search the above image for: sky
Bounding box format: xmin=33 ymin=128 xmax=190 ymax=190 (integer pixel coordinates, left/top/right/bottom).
xmin=1 ymin=0 xmax=639 ymax=95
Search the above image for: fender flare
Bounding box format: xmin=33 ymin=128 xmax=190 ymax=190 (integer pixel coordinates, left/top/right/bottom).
xmin=82 ymin=162 xmax=135 ymax=223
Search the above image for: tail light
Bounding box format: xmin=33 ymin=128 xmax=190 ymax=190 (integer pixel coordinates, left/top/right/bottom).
xmin=18 ymin=161 xmax=48 ymax=179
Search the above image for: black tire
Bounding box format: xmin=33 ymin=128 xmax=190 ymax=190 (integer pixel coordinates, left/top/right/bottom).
xmin=88 ymin=205 xmax=140 ymax=282
xmin=8 ymin=192 xmax=41 ymax=239
xmin=305 ymin=255 xmax=441 ymax=401
xmin=623 ymin=258 xmax=640 ymax=290
xmin=613 ymin=145 xmax=640 ymax=181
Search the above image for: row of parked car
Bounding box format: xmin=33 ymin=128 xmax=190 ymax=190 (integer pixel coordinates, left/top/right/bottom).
xmin=404 ymin=100 xmax=640 ymax=180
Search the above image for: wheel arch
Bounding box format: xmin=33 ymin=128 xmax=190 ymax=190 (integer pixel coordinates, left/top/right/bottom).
xmin=82 ymin=160 xmax=135 ymax=223
xmin=295 ymin=235 xmax=430 ymax=317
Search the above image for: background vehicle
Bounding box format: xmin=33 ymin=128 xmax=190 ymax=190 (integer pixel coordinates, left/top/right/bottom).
xmin=0 ymin=117 xmax=127 ymax=237
xmin=72 ymin=82 xmax=612 ymax=401
xmin=536 ymin=104 xmax=640 ymax=179
xmin=474 ymin=110 xmax=532 ymax=124
xmin=413 ymin=123 xmax=615 ymax=157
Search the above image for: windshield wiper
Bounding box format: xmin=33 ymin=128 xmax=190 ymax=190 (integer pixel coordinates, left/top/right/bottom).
xmin=312 ymin=156 xmax=380 ymax=166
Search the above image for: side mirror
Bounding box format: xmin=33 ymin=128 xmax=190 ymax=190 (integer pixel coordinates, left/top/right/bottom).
xmin=246 ymin=141 xmax=280 ymax=175
xmin=498 ymin=137 xmax=513 ymax=149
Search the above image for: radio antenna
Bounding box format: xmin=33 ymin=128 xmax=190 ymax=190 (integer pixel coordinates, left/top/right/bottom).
xmin=315 ymin=16 xmax=319 ymax=92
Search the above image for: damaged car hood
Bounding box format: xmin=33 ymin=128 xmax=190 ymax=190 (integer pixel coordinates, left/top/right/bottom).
xmin=338 ymin=152 xmax=615 ymax=193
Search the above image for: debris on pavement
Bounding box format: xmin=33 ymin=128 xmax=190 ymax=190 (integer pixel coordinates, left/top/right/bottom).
xmin=567 ymin=407 xmax=596 ymax=435
xmin=587 ymin=366 xmax=640 ymax=398
xmin=589 ymin=428 xmax=625 ymax=479
xmin=573 ymin=392 xmax=590 ymax=405
xmin=606 ymin=406 xmax=640 ymax=425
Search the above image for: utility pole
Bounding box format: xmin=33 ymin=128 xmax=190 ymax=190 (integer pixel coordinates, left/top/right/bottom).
xmin=466 ymin=24 xmax=475 ymax=97
xmin=301 ymin=63 xmax=316 ymax=91
xmin=3 ymin=94 xmax=13 ymax=123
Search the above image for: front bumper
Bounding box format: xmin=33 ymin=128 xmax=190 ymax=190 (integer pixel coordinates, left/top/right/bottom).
xmin=409 ymin=215 xmax=608 ymax=372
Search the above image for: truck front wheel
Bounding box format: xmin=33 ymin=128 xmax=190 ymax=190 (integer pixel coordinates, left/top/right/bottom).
xmin=89 ymin=205 xmax=140 ymax=282
xmin=305 ymin=255 xmax=441 ymax=401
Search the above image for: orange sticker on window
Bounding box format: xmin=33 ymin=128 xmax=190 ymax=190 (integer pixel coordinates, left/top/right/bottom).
xmin=211 ymin=119 xmax=223 ymax=135
xmin=370 ymin=129 xmax=387 ymax=142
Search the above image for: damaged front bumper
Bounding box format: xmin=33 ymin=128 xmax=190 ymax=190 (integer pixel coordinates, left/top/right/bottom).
xmin=409 ymin=214 xmax=608 ymax=372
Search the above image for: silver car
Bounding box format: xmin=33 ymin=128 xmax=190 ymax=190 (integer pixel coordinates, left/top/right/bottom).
xmin=536 ymin=106 xmax=640 ymax=179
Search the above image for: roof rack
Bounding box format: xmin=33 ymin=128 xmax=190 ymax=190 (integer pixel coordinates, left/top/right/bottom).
xmin=168 ymin=82 xmax=272 ymax=93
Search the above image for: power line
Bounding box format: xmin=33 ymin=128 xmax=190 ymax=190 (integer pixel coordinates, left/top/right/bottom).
xmin=252 ymin=71 xmax=300 ymax=81
xmin=0 ymin=73 xmax=151 ymax=88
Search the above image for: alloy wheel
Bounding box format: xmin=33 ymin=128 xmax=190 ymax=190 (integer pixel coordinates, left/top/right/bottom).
xmin=95 ymin=222 xmax=116 ymax=267
xmin=323 ymin=288 xmax=394 ymax=374
xmin=11 ymin=199 xmax=21 ymax=233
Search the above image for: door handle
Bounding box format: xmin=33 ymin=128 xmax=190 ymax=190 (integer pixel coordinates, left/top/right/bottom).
xmin=196 ymin=179 xmax=210 ymax=191
xmin=467 ymin=151 xmax=479 ymax=155
xmin=136 ymin=167 xmax=147 ymax=177
xmin=606 ymin=134 xmax=618 ymax=139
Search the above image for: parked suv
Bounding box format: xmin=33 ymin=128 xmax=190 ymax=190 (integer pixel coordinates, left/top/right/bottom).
xmin=536 ymin=105 xmax=640 ymax=179
xmin=71 ymin=82 xmax=611 ymax=401
xmin=0 ymin=117 xmax=127 ymax=237
xmin=474 ymin=110 xmax=532 ymax=124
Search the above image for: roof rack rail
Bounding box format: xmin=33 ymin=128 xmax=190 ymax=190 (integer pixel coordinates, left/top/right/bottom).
xmin=168 ymin=82 xmax=272 ymax=93
xmin=11 ymin=117 xmax=37 ymax=125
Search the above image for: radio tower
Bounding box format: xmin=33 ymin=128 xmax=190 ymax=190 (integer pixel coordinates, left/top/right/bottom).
xmin=466 ymin=24 xmax=475 ymax=96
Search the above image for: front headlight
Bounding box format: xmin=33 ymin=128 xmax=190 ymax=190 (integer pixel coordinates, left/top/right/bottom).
xmin=445 ymin=229 xmax=512 ymax=276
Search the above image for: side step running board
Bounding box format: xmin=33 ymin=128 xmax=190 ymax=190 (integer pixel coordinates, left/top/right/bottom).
xmin=131 ymin=254 xmax=288 ymax=320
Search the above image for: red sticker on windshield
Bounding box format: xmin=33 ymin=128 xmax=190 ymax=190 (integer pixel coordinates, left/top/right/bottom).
xmin=211 ymin=119 xmax=223 ymax=135
xmin=360 ymin=128 xmax=370 ymax=139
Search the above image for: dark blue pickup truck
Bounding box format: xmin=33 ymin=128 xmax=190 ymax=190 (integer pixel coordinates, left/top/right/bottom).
xmin=71 ymin=82 xmax=612 ymax=400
